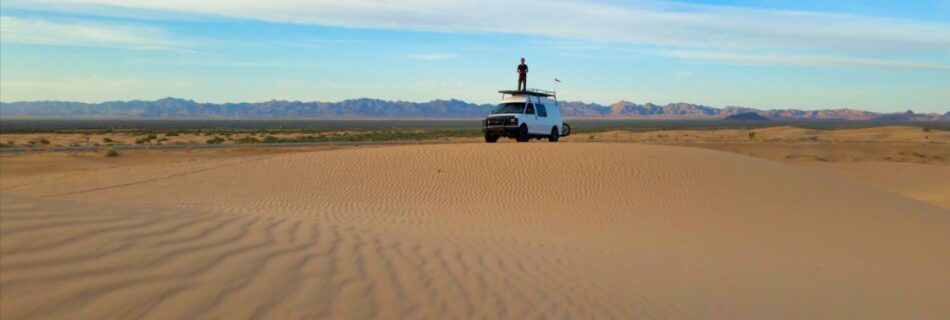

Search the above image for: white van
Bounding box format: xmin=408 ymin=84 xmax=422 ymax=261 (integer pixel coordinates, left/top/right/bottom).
xmin=482 ymin=89 xmax=571 ymax=143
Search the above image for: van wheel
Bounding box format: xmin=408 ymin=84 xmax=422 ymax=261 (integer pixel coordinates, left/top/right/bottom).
xmin=549 ymin=127 xmax=559 ymax=142
xmin=516 ymin=125 xmax=529 ymax=142
xmin=484 ymin=134 xmax=498 ymax=143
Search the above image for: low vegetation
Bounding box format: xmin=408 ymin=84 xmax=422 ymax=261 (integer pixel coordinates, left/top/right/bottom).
xmin=2 ymin=120 xmax=947 ymax=150
xmin=247 ymin=129 xmax=480 ymax=144
xmin=235 ymin=136 xmax=261 ymax=144
xmin=135 ymin=134 xmax=158 ymax=144
xmin=206 ymin=136 xmax=226 ymax=144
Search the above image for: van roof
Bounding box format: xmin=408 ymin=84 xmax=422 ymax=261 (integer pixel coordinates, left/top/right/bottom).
xmin=501 ymin=95 xmax=556 ymax=104
xmin=498 ymin=89 xmax=556 ymax=98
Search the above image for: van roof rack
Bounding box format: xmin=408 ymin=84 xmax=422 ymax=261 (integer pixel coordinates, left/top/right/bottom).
xmin=498 ymin=88 xmax=556 ymax=98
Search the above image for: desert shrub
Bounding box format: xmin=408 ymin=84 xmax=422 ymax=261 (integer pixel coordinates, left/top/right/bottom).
xmin=748 ymin=131 xmax=756 ymax=139
xmin=923 ymin=127 xmax=932 ymax=132
xmin=103 ymin=137 xmax=113 ymax=143
xmin=166 ymin=131 xmax=180 ymax=136
xmin=135 ymin=134 xmax=159 ymax=144
xmin=206 ymin=136 xmax=225 ymax=144
xmin=38 ymin=137 xmax=50 ymax=145
xmin=263 ymin=135 xmax=280 ymax=143
xmin=105 ymin=148 xmax=120 ymax=157
xmin=236 ymin=136 xmax=261 ymax=143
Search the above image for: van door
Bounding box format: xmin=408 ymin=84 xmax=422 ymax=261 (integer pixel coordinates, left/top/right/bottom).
xmin=536 ymin=103 xmax=550 ymax=135
xmin=548 ymin=101 xmax=560 ymax=134
xmin=524 ymin=103 xmax=538 ymax=134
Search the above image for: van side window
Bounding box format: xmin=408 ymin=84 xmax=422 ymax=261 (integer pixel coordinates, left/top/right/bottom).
xmin=525 ymin=104 xmax=535 ymax=115
xmin=537 ymin=104 xmax=547 ymax=117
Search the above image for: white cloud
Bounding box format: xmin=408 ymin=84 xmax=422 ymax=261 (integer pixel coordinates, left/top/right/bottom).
xmin=0 ymin=15 xmax=182 ymax=50
xmin=406 ymin=53 xmax=456 ymax=61
xmin=662 ymin=50 xmax=950 ymax=71
xmin=5 ymin=0 xmax=950 ymax=54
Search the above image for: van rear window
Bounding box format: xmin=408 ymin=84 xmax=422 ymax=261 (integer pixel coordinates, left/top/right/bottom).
xmin=537 ymin=104 xmax=547 ymax=117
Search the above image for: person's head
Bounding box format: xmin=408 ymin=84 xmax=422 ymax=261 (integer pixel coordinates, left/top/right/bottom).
xmin=520 ymin=57 xmax=525 ymax=63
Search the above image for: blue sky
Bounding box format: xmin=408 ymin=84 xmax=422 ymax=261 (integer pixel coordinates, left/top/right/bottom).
xmin=1 ymin=0 xmax=948 ymax=112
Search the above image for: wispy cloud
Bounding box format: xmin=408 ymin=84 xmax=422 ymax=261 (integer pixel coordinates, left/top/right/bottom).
xmin=0 ymin=15 xmax=183 ymax=50
xmin=270 ymin=39 xmax=364 ymax=49
xmin=406 ymin=53 xmax=457 ymax=61
xmin=122 ymin=57 xmax=329 ymax=69
xmin=6 ymin=0 xmax=949 ymax=54
xmin=662 ymin=50 xmax=950 ymax=71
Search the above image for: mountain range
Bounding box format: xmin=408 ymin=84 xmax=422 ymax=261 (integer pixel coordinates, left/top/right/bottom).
xmin=1 ymin=97 xmax=947 ymax=121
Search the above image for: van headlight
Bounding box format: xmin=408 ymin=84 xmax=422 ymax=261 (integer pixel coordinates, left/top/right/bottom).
xmin=508 ymin=117 xmax=518 ymax=125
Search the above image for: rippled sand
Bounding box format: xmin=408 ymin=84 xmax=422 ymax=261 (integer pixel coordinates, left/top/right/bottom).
xmin=2 ymin=144 xmax=948 ymax=318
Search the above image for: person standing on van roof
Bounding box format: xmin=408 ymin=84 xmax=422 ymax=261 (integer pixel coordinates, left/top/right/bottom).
xmin=517 ymin=58 xmax=528 ymax=91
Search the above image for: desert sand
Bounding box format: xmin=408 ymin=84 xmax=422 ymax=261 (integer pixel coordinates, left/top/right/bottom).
xmin=2 ymin=142 xmax=949 ymax=318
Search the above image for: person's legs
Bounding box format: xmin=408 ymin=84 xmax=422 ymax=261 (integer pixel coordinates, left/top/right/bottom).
xmin=518 ymin=75 xmax=526 ymax=91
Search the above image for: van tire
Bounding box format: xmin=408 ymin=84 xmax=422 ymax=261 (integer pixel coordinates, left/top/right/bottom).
xmin=549 ymin=127 xmax=559 ymax=142
xmin=516 ymin=125 xmax=530 ymax=142
xmin=484 ymin=134 xmax=498 ymax=143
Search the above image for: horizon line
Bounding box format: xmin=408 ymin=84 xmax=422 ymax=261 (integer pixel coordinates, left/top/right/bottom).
xmin=2 ymin=96 xmax=944 ymax=115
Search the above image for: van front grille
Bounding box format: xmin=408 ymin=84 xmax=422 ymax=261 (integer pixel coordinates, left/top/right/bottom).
xmin=486 ymin=117 xmax=508 ymax=126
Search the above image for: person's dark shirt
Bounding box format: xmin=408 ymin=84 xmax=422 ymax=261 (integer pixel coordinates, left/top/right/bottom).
xmin=518 ymin=63 xmax=528 ymax=75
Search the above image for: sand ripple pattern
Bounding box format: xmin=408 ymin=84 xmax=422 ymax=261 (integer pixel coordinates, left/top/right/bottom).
xmin=2 ymin=144 xmax=949 ymax=319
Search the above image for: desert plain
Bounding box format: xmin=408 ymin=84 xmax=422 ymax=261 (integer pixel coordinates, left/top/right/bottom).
xmin=1 ymin=125 xmax=949 ymax=318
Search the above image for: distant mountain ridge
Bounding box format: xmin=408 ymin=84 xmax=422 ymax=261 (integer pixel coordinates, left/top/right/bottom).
xmin=723 ymin=112 xmax=771 ymax=121
xmin=1 ymin=97 xmax=947 ymax=121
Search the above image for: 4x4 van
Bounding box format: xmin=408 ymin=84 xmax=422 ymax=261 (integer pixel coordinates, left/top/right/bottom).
xmin=482 ymin=89 xmax=571 ymax=143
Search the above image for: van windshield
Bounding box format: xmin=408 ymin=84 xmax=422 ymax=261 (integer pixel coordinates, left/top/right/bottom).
xmin=492 ymin=103 xmax=526 ymax=114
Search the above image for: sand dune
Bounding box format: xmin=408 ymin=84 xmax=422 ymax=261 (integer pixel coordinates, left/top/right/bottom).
xmin=796 ymin=161 xmax=950 ymax=209
xmin=565 ymin=125 xmax=950 ymax=145
xmin=2 ymin=144 xmax=949 ymax=319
